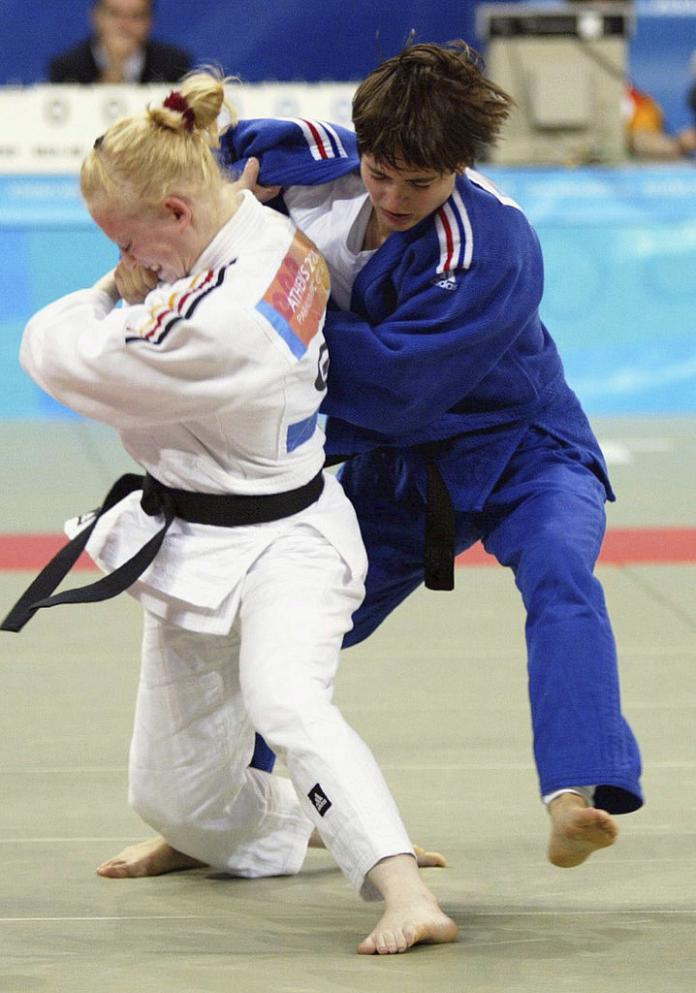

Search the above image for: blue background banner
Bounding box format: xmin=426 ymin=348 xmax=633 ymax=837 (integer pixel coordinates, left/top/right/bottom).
xmin=2 ymin=2 xmax=695 ymax=133
xmin=2 ymin=165 xmax=695 ymax=418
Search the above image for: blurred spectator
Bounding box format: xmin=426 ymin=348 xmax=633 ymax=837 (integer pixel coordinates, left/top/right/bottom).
xmin=677 ymin=49 xmax=696 ymax=154
xmin=625 ymin=81 xmax=695 ymax=160
xmin=49 ymin=0 xmax=192 ymax=84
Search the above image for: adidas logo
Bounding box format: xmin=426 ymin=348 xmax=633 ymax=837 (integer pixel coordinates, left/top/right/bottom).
xmin=308 ymin=783 xmax=332 ymax=817
xmin=432 ymin=274 xmax=457 ymax=291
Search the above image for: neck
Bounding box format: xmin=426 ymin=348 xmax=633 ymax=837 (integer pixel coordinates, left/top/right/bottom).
xmin=219 ymin=185 xmax=245 ymax=227
xmin=196 ymin=187 xmax=244 ymax=253
xmin=362 ymin=208 xmax=390 ymax=251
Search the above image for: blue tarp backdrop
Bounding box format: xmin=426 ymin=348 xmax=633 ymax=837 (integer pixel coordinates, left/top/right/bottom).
xmin=2 ymin=2 xmax=695 ymax=131
xmin=1 ymin=166 xmax=695 ymax=418
xmin=2 ymin=0 xmax=483 ymax=85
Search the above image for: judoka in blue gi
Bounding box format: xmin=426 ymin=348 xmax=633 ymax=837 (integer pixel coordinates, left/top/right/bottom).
xmin=228 ymin=39 xmax=643 ymax=867
xmin=100 ymin=40 xmax=642 ymax=880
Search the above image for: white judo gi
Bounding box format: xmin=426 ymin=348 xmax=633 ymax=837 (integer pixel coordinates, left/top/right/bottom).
xmin=20 ymin=190 xmax=414 ymax=897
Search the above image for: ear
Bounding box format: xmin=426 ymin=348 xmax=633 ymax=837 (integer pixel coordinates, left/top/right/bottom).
xmin=163 ymin=196 xmax=192 ymax=228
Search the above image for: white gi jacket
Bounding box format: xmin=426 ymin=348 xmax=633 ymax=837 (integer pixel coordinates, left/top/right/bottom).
xmin=21 ymin=190 xmax=366 ymax=634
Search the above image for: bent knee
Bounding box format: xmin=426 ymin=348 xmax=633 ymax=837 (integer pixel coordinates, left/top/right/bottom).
xmin=128 ymin=770 xmax=218 ymax=836
xmin=245 ymin=687 xmax=336 ymax=754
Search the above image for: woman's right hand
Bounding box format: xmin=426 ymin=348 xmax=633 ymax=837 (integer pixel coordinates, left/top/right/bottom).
xmin=114 ymin=261 xmax=160 ymax=304
xmin=235 ymin=156 xmax=282 ymax=203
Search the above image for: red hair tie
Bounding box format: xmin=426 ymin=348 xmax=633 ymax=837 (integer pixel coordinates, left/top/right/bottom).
xmin=163 ymin=90 xmax=195 ymax=132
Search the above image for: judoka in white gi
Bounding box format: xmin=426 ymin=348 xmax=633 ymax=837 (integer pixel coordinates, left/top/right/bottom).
xmin=13 ymin=71 xmax=458 ymax=955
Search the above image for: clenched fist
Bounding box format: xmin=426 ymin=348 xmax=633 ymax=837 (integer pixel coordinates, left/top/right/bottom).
xmin=114 ymin=261 xmax=160 ymax=304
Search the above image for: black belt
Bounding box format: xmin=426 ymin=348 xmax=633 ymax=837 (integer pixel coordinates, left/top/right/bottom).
xmin=1 ymin=470 xmax=324 ymax=633
xmin=327 ymin=452 xmax=455 ymax=592
xmin=423 ymin=460 xmax=455 ymax=591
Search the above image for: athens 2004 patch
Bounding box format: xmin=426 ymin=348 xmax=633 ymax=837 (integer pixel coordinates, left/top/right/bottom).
xmin=255 ymin=230 xmax=330 ymax=359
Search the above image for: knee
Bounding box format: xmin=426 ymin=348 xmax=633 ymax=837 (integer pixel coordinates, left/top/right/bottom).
xmin=515 ymin=535 xmax=600 ymax=608
xmin=129 ymin=776 xmax=173 ymax=831
xmin=243 ymin=676 xmax=331 ymax=754
xmin=128 ymin=768 xmax=209 ymax=835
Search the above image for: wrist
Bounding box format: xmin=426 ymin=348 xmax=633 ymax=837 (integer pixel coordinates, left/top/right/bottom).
xmin=93 ymin=272 xmax=120 ymax=303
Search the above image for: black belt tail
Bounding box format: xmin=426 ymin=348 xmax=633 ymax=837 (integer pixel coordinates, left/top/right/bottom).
xmin=1 ymin=470 xmax=324 ymax=634
xmin=1 ymin=474 xmax=169 ymax=633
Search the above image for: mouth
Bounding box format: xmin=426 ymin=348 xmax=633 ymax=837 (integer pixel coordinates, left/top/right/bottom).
xmin=380 ymin=207 xmax=412 ymax=224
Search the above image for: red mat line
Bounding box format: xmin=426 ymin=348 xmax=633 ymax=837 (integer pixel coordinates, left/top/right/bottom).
xmin=0 ymin=528 xmax=695 ymax=571
xmin=457 ymin=527 xmax=696 ymax=566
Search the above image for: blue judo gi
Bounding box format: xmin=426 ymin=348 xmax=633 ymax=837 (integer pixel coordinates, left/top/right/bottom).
xmin=226 ymin=119 xmax=643 ymax=813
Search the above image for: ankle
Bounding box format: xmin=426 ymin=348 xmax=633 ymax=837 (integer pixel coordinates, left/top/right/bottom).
xmin=366 ymin=852 xmax=426 ymax=901
xmin=548 ymin=792 xmax=590 ymax=816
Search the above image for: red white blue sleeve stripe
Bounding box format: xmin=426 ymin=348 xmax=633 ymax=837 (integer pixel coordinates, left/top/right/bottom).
xmin=124 ymin=265 xmax=231 ymax=346
xmin=435 ymin=187 xmax=473 ymax=275
xmin=284 ymin=117 xmax=350 ymax=161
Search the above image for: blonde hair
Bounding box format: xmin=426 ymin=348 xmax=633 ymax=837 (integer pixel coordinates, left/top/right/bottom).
xmin=81 ymin=67 xmax=238 ymax=211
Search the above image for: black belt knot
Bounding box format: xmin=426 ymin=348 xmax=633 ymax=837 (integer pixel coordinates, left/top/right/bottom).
xmin=140 ymin=474 xmax=172 ymax=518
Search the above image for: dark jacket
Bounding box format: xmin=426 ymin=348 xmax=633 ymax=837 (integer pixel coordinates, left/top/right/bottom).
xmin=49 ymin=38 xmax=192 ymax=84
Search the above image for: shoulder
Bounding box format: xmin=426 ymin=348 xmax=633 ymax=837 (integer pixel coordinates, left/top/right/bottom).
xmin=49 ymin=39 xmax=96 ymax=82
xmin=437 ymin=170 xmax=538 ymax=271
xmin=142 ymin=39 xmax=192 ymax=81
xmin=392 ymin=170 xmax=540 ymax=295
xmin=284 ymin=171 xmax=364 ymax=211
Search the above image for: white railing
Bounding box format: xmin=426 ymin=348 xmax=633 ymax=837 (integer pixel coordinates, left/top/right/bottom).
xmin=0 ymin=83 xmax=358 ymax=173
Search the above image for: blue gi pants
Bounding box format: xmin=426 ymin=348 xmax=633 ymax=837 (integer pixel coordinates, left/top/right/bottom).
xmin=253 ymin=429 xmax=643 ymax=815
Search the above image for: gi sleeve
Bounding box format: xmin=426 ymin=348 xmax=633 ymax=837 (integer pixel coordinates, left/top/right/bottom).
xmin=219 ymin=118 xmax=359 ymax=187
xmin=20 ymin=286 xmax=291 ymax=429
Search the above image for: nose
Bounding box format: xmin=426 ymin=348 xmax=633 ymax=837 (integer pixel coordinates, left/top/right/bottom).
xmin=120 ymin=250 xmax=137 ymax=270
xmin=383 ymin=183 xmax=410 ymax=211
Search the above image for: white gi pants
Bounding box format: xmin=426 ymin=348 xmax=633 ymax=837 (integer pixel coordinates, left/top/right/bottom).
xmin=127 ymin=523 xmax=413 ymax=899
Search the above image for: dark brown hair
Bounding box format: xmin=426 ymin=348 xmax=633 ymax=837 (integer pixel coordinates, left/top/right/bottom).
xmin=352 ymin=40 xmax=513 ymax=171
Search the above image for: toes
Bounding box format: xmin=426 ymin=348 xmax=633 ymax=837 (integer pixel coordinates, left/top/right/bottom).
xmin=357 ymin=937 xmax=378 ymax=955
xmin=358 ymin=930 xmax=402 ymax=955
xmin=96 ymin=865 xmax=124 ymax=878
xmin=414 ymin=845 xmax=447 ymax=868
xmin=377 ymin=930 xmax=405 ymax=955
xmin=359 ymin=926 xmax=418 ymax=955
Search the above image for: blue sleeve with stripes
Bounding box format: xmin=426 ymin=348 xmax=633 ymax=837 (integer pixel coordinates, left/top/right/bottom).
xmin=220 ymin=118 xmax=359 ymax=187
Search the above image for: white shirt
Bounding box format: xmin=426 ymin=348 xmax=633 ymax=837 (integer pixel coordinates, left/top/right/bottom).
xmin=283 ymin=173 xmax=376 ymax=311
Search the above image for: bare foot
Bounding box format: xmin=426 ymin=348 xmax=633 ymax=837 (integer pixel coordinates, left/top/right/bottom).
xmin=96 ymin=837 xmax=207 ymax=878
xmin=547 ymin=793 xmax=618 ymax=868
xmin=358 ymin=854 xmax=458 ymax=955
xmin=309 ymin=831 xmax=447 ymax=868
xmin=358 ymin=902 xmax=459 ymax=955
xmin=413 ymin=844 xmax=447 ymax=868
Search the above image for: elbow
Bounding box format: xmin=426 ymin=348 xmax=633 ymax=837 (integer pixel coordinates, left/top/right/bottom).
xmin=358 ymin=398 xmax=432 ymax=437
xmin=18 ymin=330 xmax=39 ymax=380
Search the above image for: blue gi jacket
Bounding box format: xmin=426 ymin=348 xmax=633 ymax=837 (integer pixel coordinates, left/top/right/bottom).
xmin=220 ymin=119 xmax=612 ymax=510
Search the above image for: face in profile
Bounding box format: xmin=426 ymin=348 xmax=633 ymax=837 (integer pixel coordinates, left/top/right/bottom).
xmin=90 ymin=199 xmax=192 ymax=285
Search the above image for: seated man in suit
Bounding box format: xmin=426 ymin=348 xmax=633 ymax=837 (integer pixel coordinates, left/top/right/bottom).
xmin=49 ymin=0 xmax=192 ymax=84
